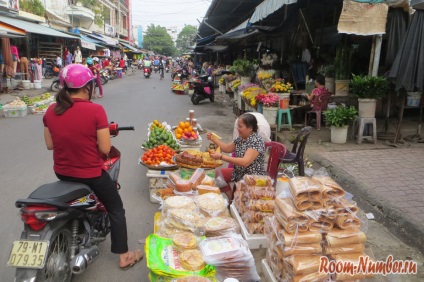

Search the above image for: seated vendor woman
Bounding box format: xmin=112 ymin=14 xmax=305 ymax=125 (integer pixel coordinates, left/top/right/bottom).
xmin=292 ymin=75 xmax=329 ymax=124
xmin=208 ymin=113 xmax=266 ymax=201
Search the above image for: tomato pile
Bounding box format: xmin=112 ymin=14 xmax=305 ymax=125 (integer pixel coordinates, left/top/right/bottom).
xmin=141 ymin=145 xmax=176 ymax=166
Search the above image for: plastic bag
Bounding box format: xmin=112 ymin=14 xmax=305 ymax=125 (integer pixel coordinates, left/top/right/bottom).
xmin=214 ymin=168 xmax=227 ymax=188
xmin=246 ymin=186 xmax=276 ymax=200
xmin=146 ymin=234 xmax=216 ymax=278
xmin=246 ymin=199 xmax=275 ymax=212
xmin=243 ymin=175 xmax=272 ymax=186
xmin=197 ymin=193 xmax=228 ymax=217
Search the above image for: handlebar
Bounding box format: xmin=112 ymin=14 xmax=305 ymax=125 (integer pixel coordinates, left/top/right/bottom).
xmin=118 ymin=126 xmax=135 ymax=131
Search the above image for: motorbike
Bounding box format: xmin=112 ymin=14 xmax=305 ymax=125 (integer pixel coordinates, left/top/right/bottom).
xmin=99 ymin=69 xmax=109 ymax=85
xmin=153 ymin=65 xmax=159 ymax=73
xmin=44 ymin=63 xmax=60 ymax=79
xmin=165 ymin=65 xmax=169 ymax=73
xmin=10 ymin=123 xmax=134 ymax=282
xmin=50 ymin=78 xmax=61 ymax=92
xmin=190 ymin=75 xmax=215 ymax=105
xmin=144 ymin=67 xmax=151 ymax=78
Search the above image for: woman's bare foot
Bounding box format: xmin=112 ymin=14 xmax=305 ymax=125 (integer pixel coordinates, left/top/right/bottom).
xmin=119 ymin=250 xmax=143 ymax=270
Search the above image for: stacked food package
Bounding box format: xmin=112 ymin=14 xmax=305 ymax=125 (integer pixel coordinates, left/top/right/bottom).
xmin=263 ymin=175 xmax=372 ymax=282
xmin=147 ymin=168 xmax=261 ymax=281
xmin=234 ymin=175 xmax=276 ymax=235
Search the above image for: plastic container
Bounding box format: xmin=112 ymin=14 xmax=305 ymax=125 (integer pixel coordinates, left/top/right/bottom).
xmin=34 ymin=80 xmax=42 ymax=89
xmin=22 ymin=80 xmax=30 ymax=90
xmin=278 ymin=93 xmax=290 ymax=109
xmin=30 ymin=83 xmax=34 ymax=89
xmin=4 ymin=108 xmax=28 ymax=118
xmin=147 ymin=169 xmax=172 ymax=204
xmin=407 ymin=93 xmax=421 ymax=107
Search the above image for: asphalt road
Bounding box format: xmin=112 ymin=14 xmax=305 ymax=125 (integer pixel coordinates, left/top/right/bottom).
xmin=0 ymin=70 xmax=235 ymax=281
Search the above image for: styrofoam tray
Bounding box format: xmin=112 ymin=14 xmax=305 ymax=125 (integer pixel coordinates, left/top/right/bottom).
xmin=230 ymin=204 xmax=270 ymax=249
xmin=261 ymin=259 xmax=278 ymax=282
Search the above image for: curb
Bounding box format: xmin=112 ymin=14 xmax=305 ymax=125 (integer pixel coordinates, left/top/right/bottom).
xmin=310 ymin=152 xmax=424 ymax=254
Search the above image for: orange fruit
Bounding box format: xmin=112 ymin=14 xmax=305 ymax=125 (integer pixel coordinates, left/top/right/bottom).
xmin=184 ymin=122 xmax=190 ymax=128
xmin=183 ymin=128 xmax=189 ymax=133
xmin=176 ymin=133 xmax=181 ymax=139
xmin=179 ymin=121 xmax=185 ymax=128
xmin=177 ymin=128 xmax=183 ymax=134
xmin=187 ymin=126 xmax=193 ymax=132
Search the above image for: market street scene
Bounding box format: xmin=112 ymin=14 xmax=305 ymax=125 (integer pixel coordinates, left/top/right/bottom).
xmin=1 ymin=0 xmax=424 ymax=282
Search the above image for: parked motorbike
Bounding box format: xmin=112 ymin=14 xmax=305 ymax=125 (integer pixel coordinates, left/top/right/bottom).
xmin=190 ymin=75 xmax=215 ymax=105
xmin=44 ymin=64 xmax=60 ymax=79
xmin=99 ymin=69 xmax=109 ymax=85
xmin=50 ymin=78 xmax=61 ymax=92
xmin=144 ymin=67 xmax=151 ymax=78
xmin=10 ymin=123 xmax=134 ymax=281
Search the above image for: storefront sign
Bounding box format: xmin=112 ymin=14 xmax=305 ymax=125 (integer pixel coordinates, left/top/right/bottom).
xmin=81 ymin=40 xmax=96 ymax=50
xmin=104 ymin=24 xmax=116 ymax=37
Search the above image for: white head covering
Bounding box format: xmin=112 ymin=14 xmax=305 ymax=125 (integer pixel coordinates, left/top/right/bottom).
xmin=233 ymin=112 xmax=271 ymax=142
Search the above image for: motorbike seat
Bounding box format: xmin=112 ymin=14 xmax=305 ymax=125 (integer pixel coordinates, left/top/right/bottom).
xmin=28 ymin=181 xmax=92 ymax=203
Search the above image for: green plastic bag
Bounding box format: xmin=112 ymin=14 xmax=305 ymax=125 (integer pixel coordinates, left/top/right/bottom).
xmin=146 ymin=234 xmax=216 ymax=278
xmin=149 ymin=272 xmax=218 ymax=282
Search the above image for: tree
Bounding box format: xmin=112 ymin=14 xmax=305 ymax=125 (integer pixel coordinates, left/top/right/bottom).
xmin=176 ymin=25 xmax=197 ymax=54
xmin=143 ymin=24 xmax=177 ymax=56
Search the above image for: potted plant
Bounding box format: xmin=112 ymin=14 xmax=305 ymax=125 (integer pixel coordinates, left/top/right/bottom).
xmin=323 ymin=106 xmax=358 ymax=144
xmin=318 ymin=64 xmax=335 ymax=94
xmin=229 ymin=59 xmax=256 ymax=85
xmin=334 ymin=45 xmax=354 ymax=96
xmin=350 ymin=74 xmax=390 ymax=118
xmin=261 ymin=93 xmax=280 ymax=125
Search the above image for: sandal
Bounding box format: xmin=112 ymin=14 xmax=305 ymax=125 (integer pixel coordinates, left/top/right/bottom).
xmin=119 ymin=250 xmax=143 ymax=270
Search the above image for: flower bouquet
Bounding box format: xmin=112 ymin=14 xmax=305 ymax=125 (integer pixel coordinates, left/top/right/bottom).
xmin=257 ymin=70 xmax=273 ymax=81
xmin=269 ymin=80 xmax=293 ymax=94
xmin=262 ymin=93 xmax=280 ymax=108
xmin=218 ymin=77 xmax=225 ymax=85
xmin=241 ymin=87 xmax=267 ymax=108
xmin=238 ymin=83 xmax=259 ymax=92
xmin=230 ymin=79 xmax=241 ymax=92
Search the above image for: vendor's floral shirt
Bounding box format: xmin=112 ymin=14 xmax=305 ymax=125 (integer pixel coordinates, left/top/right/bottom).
xmin=232 ymin=132 xmax=266 ymax=182
xmin=311 ymin=86 xmax=330 ymax=111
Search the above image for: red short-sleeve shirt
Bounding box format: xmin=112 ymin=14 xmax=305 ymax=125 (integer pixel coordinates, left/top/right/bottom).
xmin=43 ymin=98 xmax=109 ymax=178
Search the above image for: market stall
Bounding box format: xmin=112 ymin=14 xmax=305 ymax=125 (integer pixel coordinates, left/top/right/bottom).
xmin=139 ymin=108 xmax=371 ymax=281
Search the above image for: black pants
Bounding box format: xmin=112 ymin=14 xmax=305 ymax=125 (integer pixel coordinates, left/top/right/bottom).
xmin=293 ymin=104 xmax=312 ymax=124
xmin=56 ymin=170 xmax=128 ymax=254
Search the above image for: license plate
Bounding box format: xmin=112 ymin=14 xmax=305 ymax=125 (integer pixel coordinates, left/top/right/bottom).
xmin=8 ymin=240 xmax=49 ymax=268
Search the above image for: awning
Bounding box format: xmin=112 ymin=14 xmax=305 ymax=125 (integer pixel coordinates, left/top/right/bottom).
xmin=0 ymin=15 xmax=78 ymax=39
xmin=196 ymin=34 xmax=218 ymax=45
xmin=216 ymin=29 xmax=259 ymax=40
xmin=80 ymin=34 xmax=105 ymax=50
xmin=119 ymin=40 xmax=139 ymax=52
xmin=88 ymin=33 xmax=119 ymax=46
xmin=204 ymin=45 xmax=228 ymax=52
xmin=0 ymin=22 xmax=25 ymax=38
xmin=250 ymin=0 xmax=297 ymax=23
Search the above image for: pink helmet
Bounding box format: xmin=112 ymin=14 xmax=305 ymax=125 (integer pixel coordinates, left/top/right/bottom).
xmin=60 ymin=64 xmax=95 ymax=89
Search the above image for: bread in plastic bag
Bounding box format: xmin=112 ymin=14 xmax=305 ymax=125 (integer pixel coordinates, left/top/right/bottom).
xmin=325 ymin=228 xmax=367 ymax=247
xmin=196 ymin=185 xmax=220 ymax=195
xmin=284 ymin=254 xmax=322 ymax=276
xmin=189 ymin=168 xmax=206 ymax=189
xmin=145 ymin=234 xmax=215 ymax=278
xmin=163 ymin=196 xmax=196 ymax=213
xmin=311 ymin=175 xmax=346 ymax=198
xmin=289 ymin=177 xmax=321 ymax=200
xmin=243 ymin=210 xmax=272 ymax=223
xmin=197 ymin=193 xmax=227 ymax=217
xmin=246 ymin=186 xmax=276 ymax=200
xmin=293 ymin=195 xmax=324 ymax=211
xmin=274 ymin=241 xmax=323 ymax=257
xmin=172 ymin=232 xmax=199 ymax=252
xmin=179 ymin=249 xmax=206 ymax=271
xmin=246 ymin=199 xmax=275 ymax=212
xmin=168 ymin=209 xmax=204 ymax=232
xmin=199 ymin=217 xmax=240 ymax=237
xmin=325 ymin=243 xmax=365 ymax=255
xmin=274 ymin=198 xmax=309 ymax=233
xmin=243 ymin=174 xmax=272 ymax=187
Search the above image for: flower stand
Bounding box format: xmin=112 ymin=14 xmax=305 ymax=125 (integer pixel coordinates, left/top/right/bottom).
xmin=263 ymin=107 xmax=279 ymax=125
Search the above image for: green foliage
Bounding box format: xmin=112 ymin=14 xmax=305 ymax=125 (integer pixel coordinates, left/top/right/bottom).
xmin=229 ymin=59 xmax=256 ymax=77
xmin=19 ymin=0 xmax=45 ymax=17
xmin=317 ymin=65 xmax=335 ymax=78
xmin=335 ymin=46 xmax=354 ymax=80
xmin=93 ymin=5 xmax=104 ymax=27
xmin=176 ymin=25 xmax=197 ymax=54
xmin=323 ymin=106 xmax=357 ymax=127
xmin=143 ymin=24 xmax=177 ymax=56
xmin=350 ymin=74 xmax=390 ymax=99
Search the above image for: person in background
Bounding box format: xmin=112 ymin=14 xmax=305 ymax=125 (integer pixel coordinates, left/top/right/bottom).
xmin=63 ymin=47 xmax=69 ymax=64
xmin=20 ymin=56 xmax=29 ymax=80
xmin=119 ymin=57 xmax=125 ymax=72
xmin=65 ymin=52 xmax=73 ymax=66
xmin=10 ymin=44 xmax=19 ymax=73
xmin=93 ymin=57 xmax=103 ymax=98
xmin=292 ymin=75 xmax=329 ymax=124
xmin=207 ymin=113 xmax=266 ymax=201
xmin=159 ymin=56 xmax=165 ymax=79
xmin=74 ymin=46 xmax=82 ymax=64
xmin=206 ymin=63 xmax=213 ymax=76
xmin=200 ymin=62 xmax=208 ymax=75
xmin=43 ymin=64 xmax=143 ymax=270
xmin=102 ymin=57 xmax=110 ymax=69
xmin=56 ymin=53 xmax=63 ymax=69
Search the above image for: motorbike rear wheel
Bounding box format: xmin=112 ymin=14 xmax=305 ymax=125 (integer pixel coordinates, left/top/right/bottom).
xmin=36 ymin=229 xmax=72 ymax=282
xmin=191 ymin=95 xmax=200 ymax=105
xmin=50 ymin=80 xmax=61 ymax=92
xmin=209 ymin=95 xmax=215 ymax=102
xmin=44 ymin=70 xmax=53 ymax=79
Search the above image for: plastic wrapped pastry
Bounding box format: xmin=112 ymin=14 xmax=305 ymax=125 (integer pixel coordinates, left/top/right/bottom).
xmin=289 ymin=177 xmax=321 ymax=201
xmin=243 ymin=175 xmax=272 ymax=187
xmin=326 ymin=228 xmax=366 ymax=247
xmin=312 ymin=175 xmax=346 ymax=198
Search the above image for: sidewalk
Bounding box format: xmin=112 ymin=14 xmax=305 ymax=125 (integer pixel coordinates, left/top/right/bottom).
xmin=275 ymin=118 xmax=424 ymax=253
xmin=0 ymin=78 xmax=52 ymax=107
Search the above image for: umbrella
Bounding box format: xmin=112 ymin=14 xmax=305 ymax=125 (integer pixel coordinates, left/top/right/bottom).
xmin=385 ymin=8 xmax=408 ymax=67
xmin=1 ymin=38 xmax=14 ymax=92
xmin=388 ymin=10 xmax=424 ymax=143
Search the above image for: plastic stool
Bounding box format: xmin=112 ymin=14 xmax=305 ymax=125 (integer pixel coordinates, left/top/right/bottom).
xmin=351 ymin=117 xmax=377 ymax=144
xmin=277 ymin=108 xmax=292 ymax=131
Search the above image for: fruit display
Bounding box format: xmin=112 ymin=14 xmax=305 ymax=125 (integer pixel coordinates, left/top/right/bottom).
xmin=172 ymin=84 xmax=185 ymax=91
xmin=3 ymin=98 xmax=27 ymax=110
xmin=21 ymin=93 xmax=52 ymax=106
xmin=174 ymin=121 xmax=198 ymax=141
xmin=33 ymin=104 xmax=49 ymax=114
xmin=140 ymin=145 xmax=176 ymax=166
xmin=21 ymin=95 xmax=32 ymax=105
xmin=142 ymin=120 xmax=180 ymax=150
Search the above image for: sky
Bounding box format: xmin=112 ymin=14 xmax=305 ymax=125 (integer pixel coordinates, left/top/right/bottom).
xmin=131 ymin=0 xmax=211 ymax=30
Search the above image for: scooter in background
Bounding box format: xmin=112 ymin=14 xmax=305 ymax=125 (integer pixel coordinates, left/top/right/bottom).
xmin=190 ymin=75 xmax=215 ymax=105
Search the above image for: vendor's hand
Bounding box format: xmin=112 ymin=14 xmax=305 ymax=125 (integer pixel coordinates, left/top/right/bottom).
xmin=209 ymin=152 xmax=222 ymax=160
xmin=206 ymin=132 xmax=213 ymax=141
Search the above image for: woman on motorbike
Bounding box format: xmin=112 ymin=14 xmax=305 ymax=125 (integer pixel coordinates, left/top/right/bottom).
xmin=42 ymin=64 xmax=143 ymax=270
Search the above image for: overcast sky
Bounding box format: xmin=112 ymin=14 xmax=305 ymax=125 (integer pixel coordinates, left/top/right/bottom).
xmin=131 ymin=0 xmax=211 ymax=30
